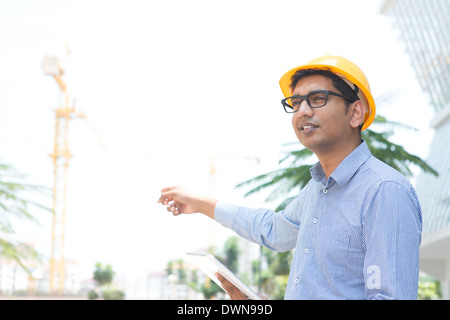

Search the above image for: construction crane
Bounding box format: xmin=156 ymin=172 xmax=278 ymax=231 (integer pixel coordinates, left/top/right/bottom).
xmin=42 ymin=48 xmax=103 ymax=295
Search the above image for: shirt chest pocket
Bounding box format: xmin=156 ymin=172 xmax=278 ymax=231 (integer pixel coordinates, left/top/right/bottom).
xmin=316 ymin=225 xmax=350 ymax=278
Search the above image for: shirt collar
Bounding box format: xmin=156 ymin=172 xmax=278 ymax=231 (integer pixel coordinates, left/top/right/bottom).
xmin=310 ymin=140 xmax=372 ymax=187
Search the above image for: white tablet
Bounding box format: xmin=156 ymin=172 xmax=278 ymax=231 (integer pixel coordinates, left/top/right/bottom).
xmin=186 ymin=252 xmax=261 ymax=300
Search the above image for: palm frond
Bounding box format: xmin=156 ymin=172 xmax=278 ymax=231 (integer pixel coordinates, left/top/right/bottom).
xmin=363 ymin=128 xmax=438 ymax=177
xmin=0 ymin=238 xmax=43 ymax=275
xmin=0 ymin=161 xmax=51 ymax=271
xmin=235 ymin=91 xmax=437 ymax=211
xmin=236 ymin=122 xmax=436 ymax=211
xmin=371 ymin=114 xmax=418 ymax=132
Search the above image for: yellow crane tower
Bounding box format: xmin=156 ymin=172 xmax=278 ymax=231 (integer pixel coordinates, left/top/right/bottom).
xmin=42 ymin=49 xmax=103 ymax=295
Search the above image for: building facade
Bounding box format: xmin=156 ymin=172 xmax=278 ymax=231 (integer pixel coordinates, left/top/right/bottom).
xmin=381 ymin=0 xmax=450 ymax=299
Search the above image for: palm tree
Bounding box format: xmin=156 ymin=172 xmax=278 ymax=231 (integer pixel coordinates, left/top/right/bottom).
xmin=222 ymin=236 xmax=240 ymax=274
xmin=236 ymin=104 xmax=438 ymax=211
xmin=0 ymin=162 xmax=50 ymax=272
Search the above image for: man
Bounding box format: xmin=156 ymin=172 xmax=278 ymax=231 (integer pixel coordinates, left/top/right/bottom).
xmin=158 ymin=55 xmax=422 ymax=300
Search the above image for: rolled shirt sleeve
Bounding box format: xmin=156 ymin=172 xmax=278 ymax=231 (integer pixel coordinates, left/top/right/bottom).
xmin=214 ymin=199 xmax=300 ymax=252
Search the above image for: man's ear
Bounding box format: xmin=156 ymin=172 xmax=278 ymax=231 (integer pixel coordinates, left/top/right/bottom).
xmin=349 ymin=100 xmax=366 ymax=129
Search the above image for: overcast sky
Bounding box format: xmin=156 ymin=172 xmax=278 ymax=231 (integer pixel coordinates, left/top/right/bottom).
xmin=0 ymin=0 xmax=435 ymax=291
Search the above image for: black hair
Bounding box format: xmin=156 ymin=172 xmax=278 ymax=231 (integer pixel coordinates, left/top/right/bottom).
xmin=290 ymin=68 xmax=360 ymax=108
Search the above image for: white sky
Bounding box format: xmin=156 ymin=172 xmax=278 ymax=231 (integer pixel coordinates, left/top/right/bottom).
xmin=0 ymin=0 xmax=435 ymax=292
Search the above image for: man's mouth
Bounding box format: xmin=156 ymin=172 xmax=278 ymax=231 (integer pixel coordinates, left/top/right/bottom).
xmin=300 ymin=123 xmax=319 ymax=132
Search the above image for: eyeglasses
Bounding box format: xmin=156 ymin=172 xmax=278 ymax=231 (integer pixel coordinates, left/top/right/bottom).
xmin=281 ymin=90 xmax=358 ymax=113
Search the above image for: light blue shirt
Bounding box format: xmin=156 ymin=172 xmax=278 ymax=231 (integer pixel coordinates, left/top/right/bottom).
xmin=215 ymin=141 xmax=422 ymax=300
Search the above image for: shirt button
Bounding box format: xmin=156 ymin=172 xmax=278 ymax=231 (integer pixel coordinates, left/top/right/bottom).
xmin=313 ymin=218 xmax=318 ymax=224
xmin=322 ymin=188 xmax=328 ymax=194
xmin=294 ymin=278 xmax=299 ymax=284
xmin=304 ymin=248 xmax=309 ymax=254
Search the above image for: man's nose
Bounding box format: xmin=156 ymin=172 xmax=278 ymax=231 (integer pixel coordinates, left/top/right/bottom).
xmin=294 ymin=99 xmax=314 ymax=118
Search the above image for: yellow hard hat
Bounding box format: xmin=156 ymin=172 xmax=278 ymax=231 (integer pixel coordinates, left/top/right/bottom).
xmin=279 ymin=55 xmax=376 ymax=131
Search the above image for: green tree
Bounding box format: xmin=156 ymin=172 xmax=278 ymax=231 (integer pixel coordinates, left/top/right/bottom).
xmin=89 ymin=262 xmax=125 ymax=300
xmin=0 ymin=162 xmax=50 ymax=272
xmin=201 ymin=278 xmax=222 ymax=300
xmin=93 ymin=262 xmax=115 ymax=286
xmin=418 ymin=275 xmax=441 ymax=300
xmin=166 ymin=260 xmax=174 ymax=276
xmin=186 ymin=238 xmax=241 ymax=299
xmin=177 ymin=258 xmax=187 ymax=285
xmin=102 ymin=286 xmax=126 ymax=300
xmin=253 ymin=247 xmax=292 ymax=300
xmin=222 ymin=236 xmax=240 ymax=274
xmin=196 ymin=240 xmax=241 ymax=299
xmin=188 ymin=269 xmax=199 ymax=291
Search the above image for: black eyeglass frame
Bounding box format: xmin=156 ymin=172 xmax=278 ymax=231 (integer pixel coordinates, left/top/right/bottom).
xmin=281 ymin=90 xmax=358 ymax=113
